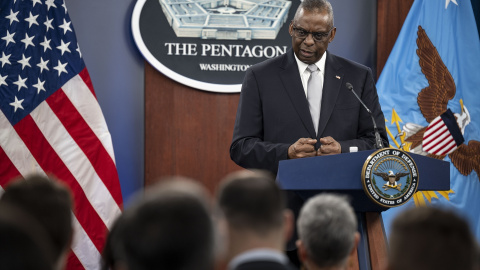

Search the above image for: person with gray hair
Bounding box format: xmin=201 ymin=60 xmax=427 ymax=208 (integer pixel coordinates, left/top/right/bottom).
xmin=296 ymin=193 xmax=359 ymax=270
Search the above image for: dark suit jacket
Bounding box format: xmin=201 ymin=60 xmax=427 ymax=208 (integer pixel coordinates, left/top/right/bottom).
xmin=230 ymin=49 xmax=388 ymax=173
xmin=230 ymin=49 xmax=388 ymax=250
xmin=233 ymin=260 xmax=298 ymax=270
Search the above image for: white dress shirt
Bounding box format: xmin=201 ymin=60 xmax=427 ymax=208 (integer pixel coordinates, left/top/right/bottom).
xmin=294 ymin=51 xmax=327 ymax=97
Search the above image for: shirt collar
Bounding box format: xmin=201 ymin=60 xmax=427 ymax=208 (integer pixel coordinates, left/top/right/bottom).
xmin=227 ymin=248 xmax=289 ymax=270
xmin=294 ymin=50 xmax=327 ymax=75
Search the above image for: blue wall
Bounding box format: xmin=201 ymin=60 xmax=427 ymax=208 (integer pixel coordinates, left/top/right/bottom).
xmin=66 ymin=0 xmax=144 ymax=206
xmin=328 ymin=0 xmax=377 ymax=76
xmin=66 ymin=0 xmax=376 ymax=206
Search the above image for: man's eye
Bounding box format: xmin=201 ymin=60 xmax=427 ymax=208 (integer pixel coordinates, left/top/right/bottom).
xmin=297 ymin=29 xmax=307 ymax=36
xmin=313 ymin=33 xmax=325 ymax=39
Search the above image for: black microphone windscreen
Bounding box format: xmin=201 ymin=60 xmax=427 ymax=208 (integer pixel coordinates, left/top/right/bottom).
xmin=346 ymin=82 xmax=353 ymax=90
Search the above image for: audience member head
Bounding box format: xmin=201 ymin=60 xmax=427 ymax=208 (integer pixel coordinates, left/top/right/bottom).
xmin=0 ymin=203 xmax=55 ymax=270
xmin=387 ymin=206 xmax=478 ymax=270
xmin=296 ymin=193 xmax=359 ymax=270
xmin=120 ymin=176 xmax=215 ymax=270
xmin=217 ymin=170 xmax=293 ymax=257
xmin=0 ymin=174 xmax=73 ymax=270
xmin=101 ymin=214 xmax=128 ymax=270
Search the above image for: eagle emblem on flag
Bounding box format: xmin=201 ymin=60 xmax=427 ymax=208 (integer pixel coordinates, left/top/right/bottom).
xmin=401 ymin=26 xmax=480 ymax=177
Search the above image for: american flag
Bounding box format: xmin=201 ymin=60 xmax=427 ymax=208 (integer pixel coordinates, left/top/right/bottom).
xmin=422 ymin=109 xmax=465 ymax=156
xmin=0 ymin=0 xmax=123 ymax=269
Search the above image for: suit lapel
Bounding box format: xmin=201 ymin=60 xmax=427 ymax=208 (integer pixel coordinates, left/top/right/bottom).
xmin=279 ymin=50 xmax=316 ymax=138
xmin=317 ymin=52 xmax=344 ymax=137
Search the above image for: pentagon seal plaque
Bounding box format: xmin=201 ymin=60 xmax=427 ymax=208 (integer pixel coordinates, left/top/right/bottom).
xmin=362 ymin=149 xmax=419 ymax=208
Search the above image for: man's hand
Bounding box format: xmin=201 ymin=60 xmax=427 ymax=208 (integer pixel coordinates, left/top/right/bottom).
xmin=317 ymin=136 xmax=341 ymax=156
xmin=288 ymin=138 xmax=317 ymax=159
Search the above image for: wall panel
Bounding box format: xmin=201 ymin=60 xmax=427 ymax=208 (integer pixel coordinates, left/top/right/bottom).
xmin=145 ymin=63 xmax=241 ymax=192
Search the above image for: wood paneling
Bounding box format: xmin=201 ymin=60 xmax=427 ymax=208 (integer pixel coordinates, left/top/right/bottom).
xmin=376 ymin=0 xmax=414 ymax=78
xmin=366 ymin=212 xmax=388 ymax=270
xmin=144 ymin=63 xmax=241 ymax=193
xmin=372 ymin=1 xmax=413 ymax=269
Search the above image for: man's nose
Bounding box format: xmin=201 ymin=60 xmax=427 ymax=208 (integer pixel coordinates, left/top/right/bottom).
xmin=303 ymin=33 xmax=315 ymax=45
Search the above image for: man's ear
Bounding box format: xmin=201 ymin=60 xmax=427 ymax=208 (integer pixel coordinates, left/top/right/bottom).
xmin=346 ymin=232 xmax=361 ymax=268
xmin=352 ymin=232 xmax=360 ymax=255
xmin=283 ymin=209 xmax=294 ymax=242
xmin=296 ymin=239 xmax=308 ymax=263
xmin=328 ymin=27 xmax=336 ymax=43
xmin=288 ymin=21 xmax=294 ymax=37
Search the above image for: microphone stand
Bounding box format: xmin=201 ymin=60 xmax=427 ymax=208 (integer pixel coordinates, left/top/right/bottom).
xmin=346 ymin=83 xmax=384 ymax=149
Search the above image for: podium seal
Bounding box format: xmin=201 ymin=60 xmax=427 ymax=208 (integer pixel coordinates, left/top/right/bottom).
xmin=361 ymin=149 xmax=419 ymax=208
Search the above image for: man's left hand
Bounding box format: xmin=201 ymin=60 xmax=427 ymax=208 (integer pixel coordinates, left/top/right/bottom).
xmin=317 ymin=136 xmax=341 ymax=156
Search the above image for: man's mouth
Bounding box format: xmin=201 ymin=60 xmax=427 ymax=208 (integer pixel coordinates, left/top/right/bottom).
xmin=300 ymin=49 xmax=314 ymax=57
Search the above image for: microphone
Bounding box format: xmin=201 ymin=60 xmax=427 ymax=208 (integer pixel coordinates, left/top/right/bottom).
xmin=346 ymin=82 xmax=384 ymax=149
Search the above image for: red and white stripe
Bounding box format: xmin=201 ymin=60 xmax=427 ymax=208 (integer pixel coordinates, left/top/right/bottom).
xmin=422 ymin=115 xmax=458 ymax=156
xmin=0 ymin=68 xmax=122 ymax=270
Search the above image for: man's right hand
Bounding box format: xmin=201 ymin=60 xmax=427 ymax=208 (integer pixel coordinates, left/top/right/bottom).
xmin=287 ymin=138 xmax=317 ymax=159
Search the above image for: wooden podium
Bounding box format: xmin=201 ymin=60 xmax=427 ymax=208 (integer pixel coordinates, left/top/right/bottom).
xmin=276 ymin=149 xmax=450 ymax=270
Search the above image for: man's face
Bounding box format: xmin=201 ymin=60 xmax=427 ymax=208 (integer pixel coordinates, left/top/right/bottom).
xmin=289 ymin=8 xmax=336 ymax=65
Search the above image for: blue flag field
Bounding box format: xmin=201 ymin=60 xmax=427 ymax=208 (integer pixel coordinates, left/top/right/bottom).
xmin=377 ymin=0 xmax=480 ymax=240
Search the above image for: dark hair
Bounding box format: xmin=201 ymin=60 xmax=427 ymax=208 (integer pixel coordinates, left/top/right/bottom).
xmin=120 ymin=179 xmax=214 ymax=270
xmin=0 ymin=204 xmax=55 ymax=270
xmin=389 ymin=207 xmax=477 ymax=270
xmin=0 ymin=174 xmax=73 ymax=262
xmin=101 ymin=214 xmax=128 ymax=270
xmin=218 ymin=170 xmax=286 ymax=234
xmin=295 ymin=0 xmax=334 ymax=27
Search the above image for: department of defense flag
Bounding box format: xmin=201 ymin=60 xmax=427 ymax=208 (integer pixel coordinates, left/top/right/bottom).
xmin=377 ymin=0 xmax=480 ymax=241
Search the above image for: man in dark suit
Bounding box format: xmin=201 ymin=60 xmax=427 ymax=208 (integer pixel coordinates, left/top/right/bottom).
xmin=217 ymin=170 xmax=297 ymax=270
xmin=230 ymin=0 xmax=388 ymax=264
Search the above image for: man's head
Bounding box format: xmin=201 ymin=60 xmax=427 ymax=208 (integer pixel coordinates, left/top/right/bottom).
xmin=217 ymin=170 xmax=291 ymax=234
xmin=120 ymin=177 xmax=215 ymax=270
xmin=0 ymin=204 xmax=55 ymax=270
xmin=388 ymin=206 xmax=478 ymax=270
xmin=0 ymin=174 xmax=73 ymax=269
xmin=296 ymin=193 xmax=359 ymax=269
xmin=217 ymin=170 xmax=293 ymax=256
xmin=101 ymin=214 xmax=128 ymax=270
xmin=289 ymin=0 xmax=336 ymax=65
